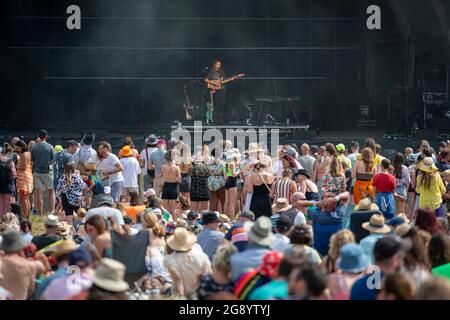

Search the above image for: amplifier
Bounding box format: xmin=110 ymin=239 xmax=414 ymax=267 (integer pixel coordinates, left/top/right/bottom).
xmin=423 ymin=92 xmax=448 ymax=103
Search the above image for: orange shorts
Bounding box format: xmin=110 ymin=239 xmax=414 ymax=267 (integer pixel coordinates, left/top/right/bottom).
xmin=19 ymin=190 xmax=32 ymax=196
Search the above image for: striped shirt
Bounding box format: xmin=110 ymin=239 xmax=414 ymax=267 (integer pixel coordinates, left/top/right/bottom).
xmin=274 ymin=178 xmax=293 ymax=202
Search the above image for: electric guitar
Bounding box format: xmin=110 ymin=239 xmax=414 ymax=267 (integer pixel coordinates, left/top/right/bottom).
xmin=182 ymin=87 xmax=194 ymax=120
xmin=207 ymin=73 xmax=245 ymax=94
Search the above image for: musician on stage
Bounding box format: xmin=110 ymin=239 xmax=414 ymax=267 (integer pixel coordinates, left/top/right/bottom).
xmin=204 ymin=60 xmax=226 ymax=124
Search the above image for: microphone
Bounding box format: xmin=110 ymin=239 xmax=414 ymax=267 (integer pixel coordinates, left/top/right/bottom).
xmin=201 ymin=66 xmax=209 ymax=74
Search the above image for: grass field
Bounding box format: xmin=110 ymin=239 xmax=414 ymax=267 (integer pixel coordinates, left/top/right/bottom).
xmin=30 ymin=214 xmax=45 ymax=235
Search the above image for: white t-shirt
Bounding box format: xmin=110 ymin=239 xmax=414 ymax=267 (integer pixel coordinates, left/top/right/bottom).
xmin=92 ymin=153 xmax=124 ymax=183
xmin=120 ymin=156 xmax=141 ymax=188
xmin=140 ymin=147 xmax=157 ymax=175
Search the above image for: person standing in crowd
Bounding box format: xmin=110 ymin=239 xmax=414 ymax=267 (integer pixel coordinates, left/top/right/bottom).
xmin=163 ymin=227 xmax=212 ymax=298
xmin=271 ymin=168 xmax=297 ymax=203
xmin=73 ymin=133 xmax=97 ymax=172
xmin=149 ymin=139 xmax=167 ymax=197
xmin=373 ymin=159 xmax=396 ymax=219
xmin=197 ymin=212 xmax=225 ymax=261
xmin=117 ymin=137 xmax=139 ymax=159
xmin=176 ymin=144 xmax=192 ymax=201
xmin=280 ymin=192 xmax=307 ymax=226
xmin=249 ymin=161 xmax=274 ymax=219
xmin=272 ymin=146 xmax=287 ymax=179
xmin=416 ymin=157 xmax=446 ymax=217
xmin=428 ymin=233 xmax=450 ymax=280
xmin=288 ymin=225 xmax=322 ymax=264
xmin=350 ymin=236 xmax=406 ymax=300
xmin=359 ymin=214 xmax=391 ymax=264
xmin=321 ymin=156 xmax=346 ymax=195
xmin=14 ymin=140 xmax=33 ymax=218
xmin=298 ymin=144 xmax=316 ymax=178
xmin=312 ymin=146 xmax=327 ymax=192
xmin=189 ymin=154 xmax=211 ymax=212
xmin=0 ymin=143 xmax=16 ymax=217
xmin=119 ymin=145 xmax=141 ymax=200
xmin=392 ymin=152 xmax=411 ymax=214
xmin=140 ymin=134 xmax=158 ymax=190
xmin=335 ymin=143 xmax=352 ymax=169
xmin=327 ymin=243 xmax=369 ymax=300
xmin=53 ymin=140 xmax=77 ymax=192
xmin=0 ymin=230 xmax=45 ymax=300
xmin=352 ymin=147 xmax=377 ymax=206
xmin=30 ymin=130 xmax=55 ymax=215
xmin=347 ymin=141 xmax=360 ymax=169
xmin=209 ymin=149 xmax=226 ymax=213
xmin=93 ymin=141 xmax=124 ymax=203
xmin=56 ymin=163 xmax=88 ymax=225
xmin=223 ymin=149 xmax=240 ymax=219
xmin=160 ymin=151 xmax=181 ymax=216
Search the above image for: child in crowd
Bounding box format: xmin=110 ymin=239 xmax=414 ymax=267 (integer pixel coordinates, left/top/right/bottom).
xmin=373 ymin=159 xmax=396 ymax=219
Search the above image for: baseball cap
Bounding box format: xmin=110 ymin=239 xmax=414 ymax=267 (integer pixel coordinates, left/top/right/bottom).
xmin=336 ymin=143 xmax=345 ymax=153
xmin=187 ymin=210 xmax=199 ymax=221
xmin=68 ymin=246 xmax=92 ymax=268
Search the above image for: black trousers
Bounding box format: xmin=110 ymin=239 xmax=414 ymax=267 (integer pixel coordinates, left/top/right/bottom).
xmin=212 ymin=89 xmax=226 ymax=124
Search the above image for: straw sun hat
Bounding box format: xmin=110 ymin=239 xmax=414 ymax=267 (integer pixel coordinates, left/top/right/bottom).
xmin=362 ymin=214 xmax=391 ymax=234
xmin=166 ymin=227 xmax=197 ymax=252
xmin=417 ymin=157 xmax=438 ymax=173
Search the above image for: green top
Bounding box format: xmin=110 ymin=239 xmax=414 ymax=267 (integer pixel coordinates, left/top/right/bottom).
xmin=432 ymin=263 xmax=450 ymax=280
xmin=249 ymin=279 xmax=288 ymax=300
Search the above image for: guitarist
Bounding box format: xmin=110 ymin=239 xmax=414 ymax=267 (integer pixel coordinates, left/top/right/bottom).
xmin=204 ymin=60 xmax=226 ymax=124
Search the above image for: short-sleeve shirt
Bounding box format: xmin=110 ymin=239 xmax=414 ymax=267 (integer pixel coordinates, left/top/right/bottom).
xmin=197 ymin=228 xmax=225 ymax=261
xmin=31 ymin=142 xmax=54 ymax=174
xmin=373 ymin=173 xmax=396 ymax=193
xmin=54 ymin=150 xmax=74 ymax=181
xmin=149 ymin=148 xmax=166 ymax=176
xmin=93 ymin=153 xmax=124 ymax=183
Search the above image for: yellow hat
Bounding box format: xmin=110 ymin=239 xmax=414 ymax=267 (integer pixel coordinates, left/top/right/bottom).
xmin=54 ymin=145 xmax=63 ymax=153
xmin=121 ymin=145 xmax=132 ymax=157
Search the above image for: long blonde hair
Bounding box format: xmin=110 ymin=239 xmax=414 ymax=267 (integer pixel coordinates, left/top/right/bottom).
xmin=64 ymin=163 xmax=76 ymax=187
xmin=328 ymin=230 xmax=355 ymax=260
xmin=417 ymin=171 xmax=434 ymax=190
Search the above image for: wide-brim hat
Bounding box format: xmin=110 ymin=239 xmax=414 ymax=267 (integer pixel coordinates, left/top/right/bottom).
xmin=81 ymin=132 xmax=96 ymax=145
xmin=362 ymin=214 xmax=391 ymax=234
xmin=272 ymin=198 xmax=292 ymax=213
xmin=244 ymin=216 xmax=275 ymax=247
xmin=336 ymin=243 xmax=369 ymax=273
xmin=93 ymin=258 xmax=129 ymax=293
xmin=166 ymin=227 xmax=197 ymax=252
xmin=57 ymin=222 xmax=72 ymax=236
xmin=355 ymin=198 xmax=379 ymax=212
xmin=84 ymin=162 xmax=97 ymax=171
xmin=0 ymin=230 xmax=27 ymax=253
xmin=417 ymin=157 xmax=438 ymax=173
xmin=52 ymin=240 xmax=77 ymax=259
xmin=145 ymin=134 xmax=158 ymax=146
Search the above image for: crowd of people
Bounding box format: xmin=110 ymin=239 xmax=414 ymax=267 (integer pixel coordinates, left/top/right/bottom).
xmin=0 ymin=129 xmax=449 ymax=300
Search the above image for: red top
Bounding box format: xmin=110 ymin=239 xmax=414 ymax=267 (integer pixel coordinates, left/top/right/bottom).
xmin=373 ymin=173 xmax=396 ymax=193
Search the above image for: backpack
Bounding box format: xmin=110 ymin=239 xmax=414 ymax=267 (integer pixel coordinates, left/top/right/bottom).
xmin=0 ymin=159 xmax=13 ymax=186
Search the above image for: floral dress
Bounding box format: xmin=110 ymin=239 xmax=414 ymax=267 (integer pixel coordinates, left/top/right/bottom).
xmin=189 ymin=163 xmax=211 ymax=201
xmin=321 ymin=173 xmax=346 ymax=194
xmin=56 ymin=173 xmax=88 ymax=207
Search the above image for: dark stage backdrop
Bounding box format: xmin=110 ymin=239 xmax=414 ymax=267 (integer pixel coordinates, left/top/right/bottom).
xmin=6 ymin=0 xmax=443 ymax=132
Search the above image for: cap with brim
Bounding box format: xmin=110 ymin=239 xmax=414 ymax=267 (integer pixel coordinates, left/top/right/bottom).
xmin=98 ymin=195 xmax=115 ymax=206
xmin=54 ymin=145 xmax=63 ymax=153
xmin=93 ymin=258 xmax=129 ymax=292
xmin=1 ymin=230 xmax=27 ymax=253
xmin=336 ymin=144 xmax=345 ymax=153
xmin=362 ymin=214 xmax=391 ymax=234
xmin=244 ymin=216 xmax=275 ymax=247
xmin=373 ymin=236 xmax=411 ymax=261
xmin=166 ymin=227 xmax=197 ymax=252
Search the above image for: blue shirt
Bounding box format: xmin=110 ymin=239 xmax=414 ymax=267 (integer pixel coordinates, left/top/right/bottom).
xmin=249 ymin=279 xmax=288 ymax=300
xmin=350 ymin=271 xmax=385 ymax=300
xmin=35 ymin=267 xmax=67 ymax=299
xmin=230 ymin=244 xmax=271 ymax=282
xmin=54 ymin=150 xmax=74 ymax=183
xmin=197 ymin=228 xmax=225 ymax=261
